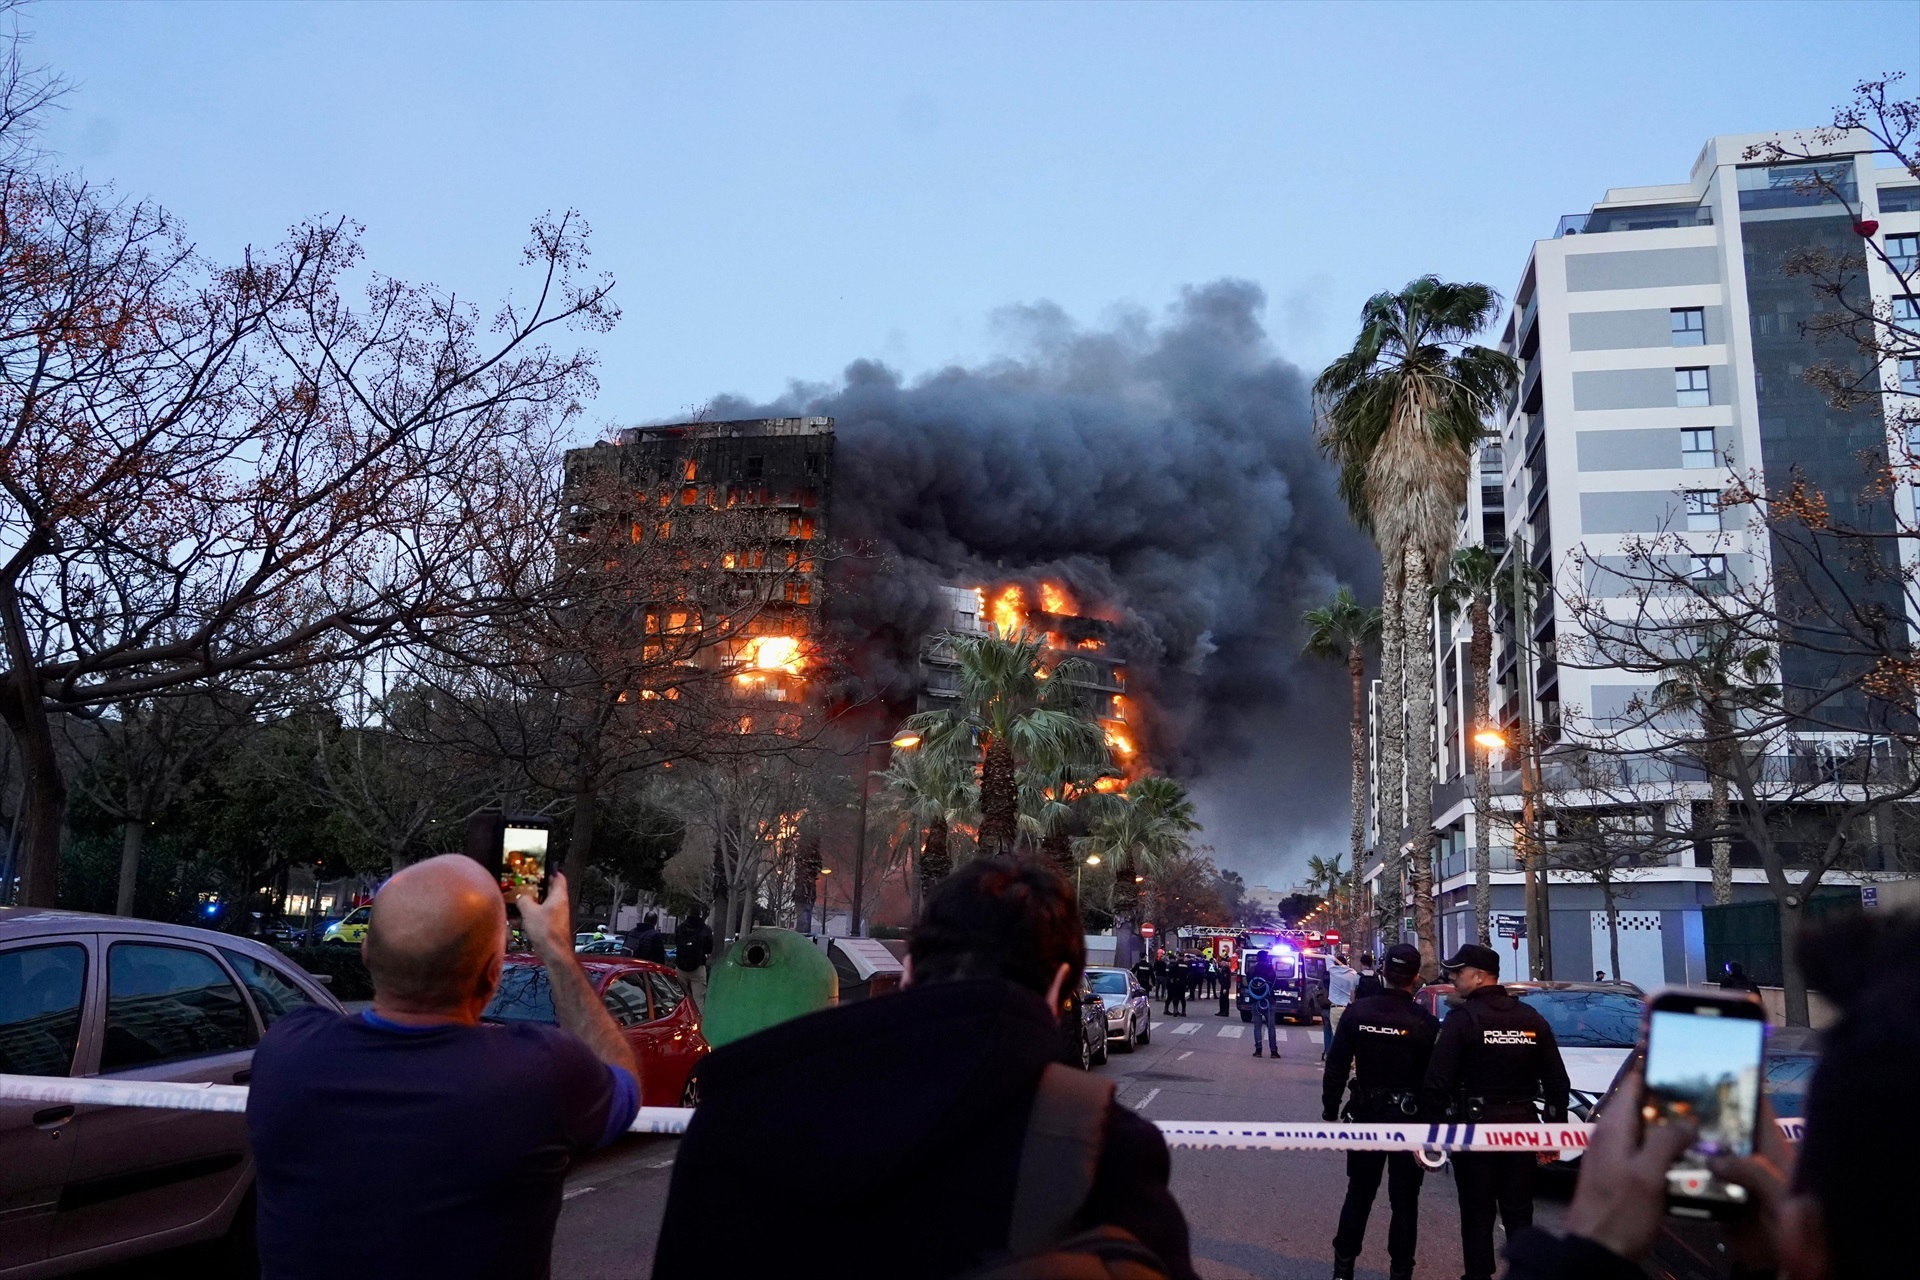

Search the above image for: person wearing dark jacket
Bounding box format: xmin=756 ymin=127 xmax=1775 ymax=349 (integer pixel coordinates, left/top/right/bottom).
xmin=1164 ymin=957 xmax=1188 ymax=1016
xmin=1421 ymin=943 xmax=1570 ymax=1280
xmin=625 ymin=914 xmax=667 ymax=964
xmin=652 ymin=857 xmax=1197 ymax=1280
xmin=1321 ymin=944 xmax=1439 ymax=1280
xmin=672 ymin=909 xmax=713 ymax=1006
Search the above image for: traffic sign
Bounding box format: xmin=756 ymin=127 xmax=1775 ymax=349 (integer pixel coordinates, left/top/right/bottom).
xmin=1496 ymin=916 xmax=1526 ymax=940
xmin=1140 ymin=923 xmax=1156 ymax=937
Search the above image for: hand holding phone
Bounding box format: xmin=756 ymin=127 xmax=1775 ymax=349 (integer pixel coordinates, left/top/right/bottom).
xmin=513 ymin=872 xmax=572 ymax=958
xmin=1641 ymin=987 xmax=1768 ymax=1219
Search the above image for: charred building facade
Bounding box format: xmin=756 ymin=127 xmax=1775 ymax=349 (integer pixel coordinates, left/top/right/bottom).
xmin=562 ymin=417 xmax=834 ymax=713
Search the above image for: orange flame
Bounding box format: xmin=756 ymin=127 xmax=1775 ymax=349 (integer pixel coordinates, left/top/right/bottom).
xmin=1093 ymin=776 xmax=1125 ymax=793
xmin=990 ymin=585 xmax=1026 ymax=637
xmin=1106 ymin=731 xmax=1134 ymax=756
xmin=1040 ymin=582 xmax=1075 ymax=615
xmin=1077 ymin=637 xmax=1104 ymax=651
xmin=735 ymin=635 xmax=804 ymax=682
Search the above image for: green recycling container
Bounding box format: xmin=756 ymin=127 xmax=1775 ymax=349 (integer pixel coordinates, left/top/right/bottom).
xmin=701 ymin=927 xmax=838 ymax=1049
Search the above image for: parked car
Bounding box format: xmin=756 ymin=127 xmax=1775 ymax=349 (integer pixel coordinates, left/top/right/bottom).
xmin=481 ymin=954 xmax=709 ymax=1107
xmin=1236 ymin=945 xmax=1328 ymax=1024
xmin=1086 ymin=966 xmax=1151 ymax=1052
xmin=1596 ymin=1026 xmax=1820 ymax=1280
xmin=0 ymin=905 xmax=342 ymax=1278
xmin=319 ymin=904 xmax=370 ymax=947
xmin=1058 ymin=973 xmax=1108 ymax=1070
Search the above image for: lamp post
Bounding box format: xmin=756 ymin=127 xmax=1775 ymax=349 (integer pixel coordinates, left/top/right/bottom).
xmin=849 ymin=733 xmax=921 ymax=937
xmin=1078 ymin=853 xmax=1100 ymax=899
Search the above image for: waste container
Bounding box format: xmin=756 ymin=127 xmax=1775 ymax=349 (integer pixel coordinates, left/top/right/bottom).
xmin=703 ymin=927 xmax=838 ymax=1049
xmin=823 ymin=937 xmax=906 ymax=1002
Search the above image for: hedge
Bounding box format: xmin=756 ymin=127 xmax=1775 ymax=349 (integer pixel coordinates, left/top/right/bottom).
xmin=277 ymin=945 xmax=375 ymax=1001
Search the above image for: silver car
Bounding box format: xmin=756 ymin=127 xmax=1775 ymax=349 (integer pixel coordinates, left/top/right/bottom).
xmin=1086 ymin=967 xmax=1151 ymax=1052
xmin=0 ymin=906 xmax=342 ymax=1278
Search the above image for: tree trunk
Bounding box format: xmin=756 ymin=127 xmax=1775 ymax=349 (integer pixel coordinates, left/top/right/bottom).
xmin=977 ymin=735 xmax=1018 ymax=858
xmin=1708 ymin=727 xmax=1733 ymax=906
xmin=1471 ymin=594 xmax=1493 ymax=944
xmin=1401 ymin=544 xmax=1438 ymax=976
xmin=920 ymin=818 xmax=952 ymax=894
xmin=1781 ymin=894 xmax=1809 ymax=1027
xmin=116 ymin=821 xmax=146 ymax=917
xmin=564 ymin=784 xmax=597 ymax=935
xmin=1347 ymin=645 xmax=1367 ymax=873
xmin=1041 ymin=827 xmax=1073 ymax=877
xmin=0 ymin=697 xmax=65 ymax=909
xmin=1376 ymin=564 xmax=1405 ymax=850
xmin=1603 ymin=880 xmax=1622 ymax=981
xmin=709 ymin=829 xmax=732 ymax=944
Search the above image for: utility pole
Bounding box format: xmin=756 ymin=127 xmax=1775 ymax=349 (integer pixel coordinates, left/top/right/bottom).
xmin=1512 ymin=534 xmax=1552 ymax=980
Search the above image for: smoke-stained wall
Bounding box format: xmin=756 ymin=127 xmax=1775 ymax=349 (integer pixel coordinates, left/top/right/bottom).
xmin=704 ymin=280 xmax=1380 ymax=883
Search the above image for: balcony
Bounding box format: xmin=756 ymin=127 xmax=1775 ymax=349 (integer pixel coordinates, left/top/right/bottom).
xmin=1441 ymin=846 xmax=1525 ymax=880
xmin=1557 ymin=204 xmax=1713 ymax=237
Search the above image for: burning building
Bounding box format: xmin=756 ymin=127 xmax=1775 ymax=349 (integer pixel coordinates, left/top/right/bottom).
xmin=918 ymin=581 xmax=1137 ymax=781
xmin=562 ymin=417 xmax=833 ymax=718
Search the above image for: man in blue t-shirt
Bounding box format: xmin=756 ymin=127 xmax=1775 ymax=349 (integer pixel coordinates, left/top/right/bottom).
xmin=247 ymin=856 xmax=641 ymax=1280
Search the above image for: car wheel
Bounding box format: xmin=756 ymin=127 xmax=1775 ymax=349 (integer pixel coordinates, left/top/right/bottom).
xmin=1119 ymin=1020 xmax=1136 ymax=1053
xmin=1077 ymin=1031 xmax=1094 ymax=1071
xmin=1136 ymin=1013 xmax=1150 ymax=1046
xmin=1093 ymin=1028 xmax=1109 ymax=1066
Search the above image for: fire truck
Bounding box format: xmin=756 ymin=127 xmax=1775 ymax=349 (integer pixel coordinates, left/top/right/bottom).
xmin=1235 ymin=930 xmax=1331 ymax=1024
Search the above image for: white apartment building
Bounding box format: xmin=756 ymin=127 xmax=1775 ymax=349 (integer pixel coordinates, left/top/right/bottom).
xmin=1395 ymin=130 xmax=1919 ymax=988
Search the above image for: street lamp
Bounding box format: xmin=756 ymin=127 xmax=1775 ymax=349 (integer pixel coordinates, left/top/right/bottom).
xmin=850 ymin=732 xmax=921 ymax=937
xmin=1078 ymin=853 xmax=1100 ymax=898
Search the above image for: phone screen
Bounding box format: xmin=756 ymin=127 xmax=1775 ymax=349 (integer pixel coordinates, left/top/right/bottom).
xmin=1644 ymin=1007 xmax=1765 ymax=1207
xmin=499 ymin=825 xmax=550 ymax=898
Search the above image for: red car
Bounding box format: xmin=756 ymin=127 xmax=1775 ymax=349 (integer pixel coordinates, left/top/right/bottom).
xmin=482 ymin=955 xmax=709 ymax=1108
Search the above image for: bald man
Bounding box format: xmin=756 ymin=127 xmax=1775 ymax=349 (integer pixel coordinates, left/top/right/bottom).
xmin=247 ymin=856 xmax=641 ymax=1280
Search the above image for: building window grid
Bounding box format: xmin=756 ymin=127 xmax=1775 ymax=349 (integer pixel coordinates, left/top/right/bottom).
xmin=1670 ymin=307 xmax=1707 ymax=346
xmin=1689 ymin=555 xmax=1728 ymax=593
xmin=1684 ymin=490 xmax=1721 ymax=532
xmin=1889 ymin=234 xmax=1918 ymax=274
xmin=1681 ymin=427 xmax=1717 ymax=469
xmin=1675 ymin=367 xmax=1711 ymax=408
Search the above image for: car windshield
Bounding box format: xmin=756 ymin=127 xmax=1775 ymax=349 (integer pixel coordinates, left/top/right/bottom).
xmin=481 ymin=965 xmax=556 ymax=1023
xmin=1088 ymin=972 xmax=1131 ymax=997
xmin=1515 ymin=989 xmax=1643 ymax=1047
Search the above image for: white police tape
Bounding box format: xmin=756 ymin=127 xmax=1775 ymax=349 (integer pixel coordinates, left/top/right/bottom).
xmin=0 ymin=1075 xmax=1803 ymax=1152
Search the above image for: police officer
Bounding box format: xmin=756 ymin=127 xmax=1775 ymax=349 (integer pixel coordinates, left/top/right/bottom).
xmin=1321 ymin=944 xmax=1437 ymax=1280
xmin=1247 ymin=951 xmax=1280 ymax=1058
xmin=1420 ymin=943 xmax=1570 ymax=1280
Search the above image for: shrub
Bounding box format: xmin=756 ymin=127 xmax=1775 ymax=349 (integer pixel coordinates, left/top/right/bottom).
xmin=276 ymin=945 xmax=375 ymax=1001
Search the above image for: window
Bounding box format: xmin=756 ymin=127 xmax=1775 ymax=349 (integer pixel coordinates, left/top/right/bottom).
xmin=1901 ymin=359 xmax=1920 ymax=396
xmin=483 ymin=966 xmax=555 ymax=1023
xmin=602 ymin=974 xmax=652 ymax=1027
xmin=681 ymin=458 xmax=698 ymax=481
xmin=1894 ymin=296 xmax=1918 ymax=322
xmin=1688 ymin=555 xmax=1728 ymax=593
xmin=645 ymin=971 xmax=685 ymax=1018
xmin=1670 ymin=307 xmax=1706 ymax=346
xmin=0 ymin=943 xmax=87 ymax=1076
xmin=219 ymin=949 xmax=316 ymax=1030
xmin=1681 ymin=427 xmax=1717 ymax=469
xmin=744 ymin=455 xmax=764 ymax=481
xmin=680 ymin=487 xmax=698 ymax=506
xmin=101 ymin=943 xmax=255 ymax=1071
xmin=1675 ymin=368 xmax=1711 ymax=407
xmin=1889 ymin=234 xmax=1919 ymax=274
xmin=1685 ymin=490 xmax=1720 ymax=532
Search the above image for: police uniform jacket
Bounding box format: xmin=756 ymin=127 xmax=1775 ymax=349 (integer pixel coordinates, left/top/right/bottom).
xmin=1321 ymin=987 xmax=1440 ymax=1121
xmin=1419 ymin=983 xmax=1571 ymax=1123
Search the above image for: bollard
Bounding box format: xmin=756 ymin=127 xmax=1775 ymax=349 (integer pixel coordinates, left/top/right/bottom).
xmin=701 ymin=927 xmax=838 ymax=1049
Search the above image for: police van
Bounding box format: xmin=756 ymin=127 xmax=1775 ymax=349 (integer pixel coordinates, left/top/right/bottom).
xmin=1235 ymin=931 xmax=1330 ymax=1024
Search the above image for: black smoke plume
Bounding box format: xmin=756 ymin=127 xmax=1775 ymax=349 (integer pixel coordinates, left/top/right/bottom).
xmin=707 ymin=280 xmax=1380 ymax=885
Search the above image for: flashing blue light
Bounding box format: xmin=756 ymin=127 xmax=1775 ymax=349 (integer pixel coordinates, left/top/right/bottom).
xmin=204 ymin=903 xmax=219 ymax=915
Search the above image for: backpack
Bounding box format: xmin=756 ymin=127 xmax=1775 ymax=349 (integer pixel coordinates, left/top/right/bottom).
xmin=962 ymin=1064 xmax=1174 ymax=1280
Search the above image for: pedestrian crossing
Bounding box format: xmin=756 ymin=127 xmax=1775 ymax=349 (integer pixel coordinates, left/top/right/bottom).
xmin=1218 ymin=1024 xmax=1244 ymax=1038
xmin=1171 ymin=1023 xmax=1199 ymax=1035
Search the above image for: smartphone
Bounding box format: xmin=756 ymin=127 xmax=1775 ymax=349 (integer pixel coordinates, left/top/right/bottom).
xmin=1641 ymin=986 xmax=1768 ymax=1218
xmin=464 ymin=813 xmax=554 ymax=906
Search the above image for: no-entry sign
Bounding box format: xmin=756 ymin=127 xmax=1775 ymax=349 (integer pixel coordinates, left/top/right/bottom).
xmin=1140 ymin=923 xmax=1156 ymax=938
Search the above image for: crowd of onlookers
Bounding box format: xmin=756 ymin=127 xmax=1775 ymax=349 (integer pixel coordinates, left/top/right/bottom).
xmin=236 ymin=853 xmax=1917 ymax=1280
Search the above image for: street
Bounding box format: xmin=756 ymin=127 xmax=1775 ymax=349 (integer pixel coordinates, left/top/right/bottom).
xmin=550 ymin=1006 xmax=1569 ymax=1280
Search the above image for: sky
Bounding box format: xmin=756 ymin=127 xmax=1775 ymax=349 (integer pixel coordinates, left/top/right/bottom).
xmin=28 ymin=1 xmax=1919 ymax=887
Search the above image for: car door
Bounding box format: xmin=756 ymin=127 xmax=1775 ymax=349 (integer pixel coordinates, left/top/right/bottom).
xmin=642 ymin=969 xmax=700 ymax=1105
xmin=599 ymin=969 xmax=656 ymax=1099
xmin=49 ymin=937 xmax=258 ymax=1261
xmin=0 ymin=936 xmax=94 ymax=1270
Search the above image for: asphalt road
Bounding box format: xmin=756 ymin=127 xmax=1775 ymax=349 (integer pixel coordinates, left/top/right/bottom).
xmin=549 ymin=1001 xmax=1570 ymax=1280
xmin=75 ymin=1003 xmax=1569 ymax=1280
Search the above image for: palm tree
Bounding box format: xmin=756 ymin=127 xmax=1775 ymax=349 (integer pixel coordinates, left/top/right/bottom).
xmin=1315 ymin=276 xmax=1518 ymax=973
xmin=1436 ymin=545 xmax=1504 ymax=944
xmin=875 ymin=747 xmax=977 ymax=899
xmin=1079 ymin=775 xmax=1200 ymax=960
xmin=907 ymin=630 xmax=1110 ymax=859
xmin=1652 ymin=627 xmax=1776 ymax=905
xmin=1303 ymin=587 xmax=1383 ymax=875
xmin=1019 ymin=760 xmax=1114 ymax=876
